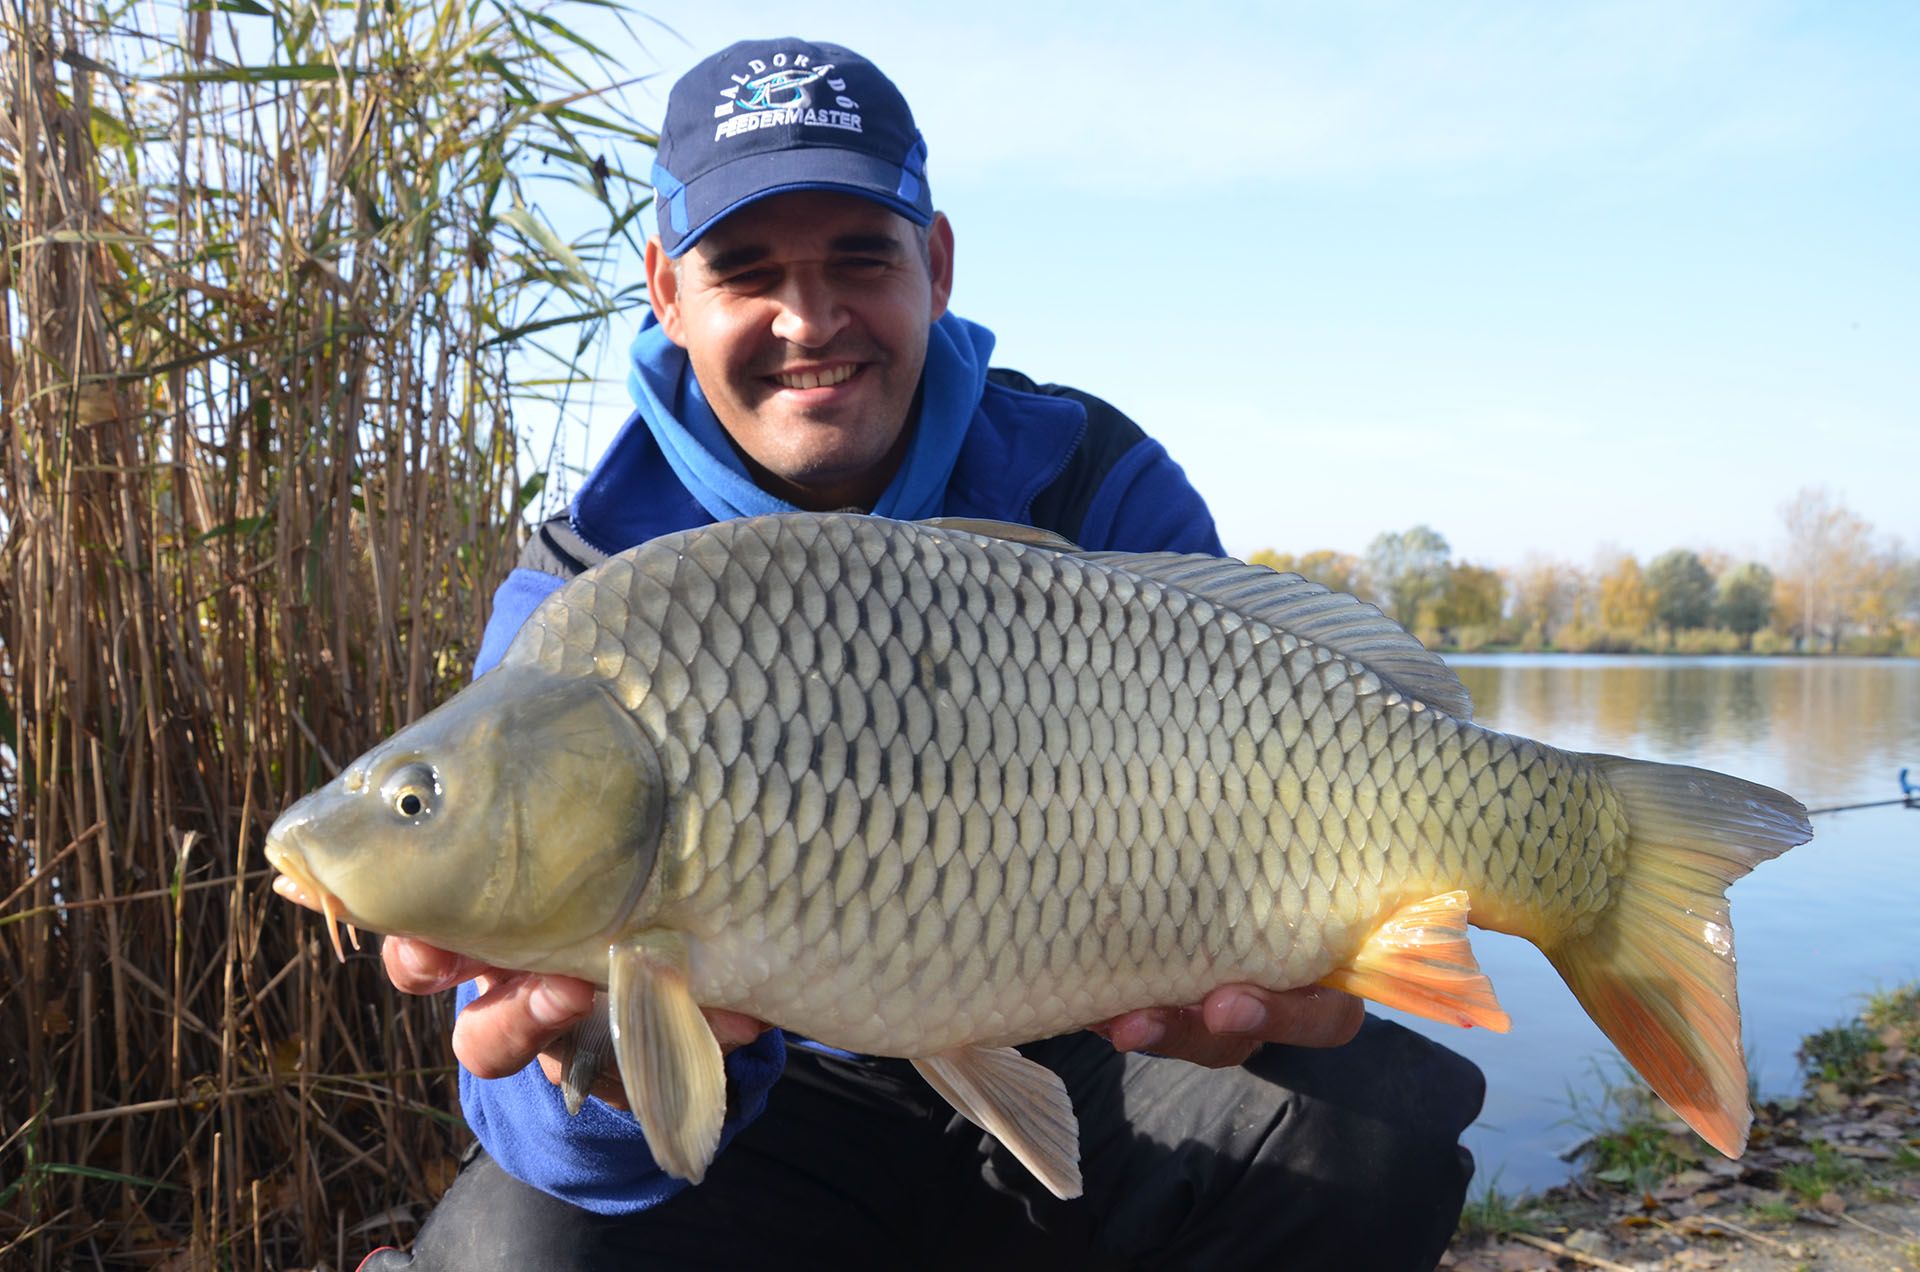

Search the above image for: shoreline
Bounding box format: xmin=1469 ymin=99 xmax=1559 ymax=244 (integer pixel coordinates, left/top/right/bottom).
xmin=1446 ymin=986 xmax=1920 ymax=1271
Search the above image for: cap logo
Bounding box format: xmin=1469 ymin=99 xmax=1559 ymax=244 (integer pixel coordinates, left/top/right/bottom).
xmin=712 ymin=52 xmax=862 ymax=141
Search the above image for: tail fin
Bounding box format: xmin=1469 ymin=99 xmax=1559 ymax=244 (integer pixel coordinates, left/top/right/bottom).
xmin=1546 ymin=756 xmax=1811 ymax=1157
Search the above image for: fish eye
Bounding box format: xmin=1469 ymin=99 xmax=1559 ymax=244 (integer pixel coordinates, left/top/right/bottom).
xmin=381 ymin=762 xmax=439 ymax=822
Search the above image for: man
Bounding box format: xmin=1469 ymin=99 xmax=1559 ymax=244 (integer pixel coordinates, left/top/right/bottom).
xmin=368 ymin=37 xmax=1483 ymax=1271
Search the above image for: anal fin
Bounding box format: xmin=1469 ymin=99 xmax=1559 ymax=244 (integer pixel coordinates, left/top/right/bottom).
xmin=1320 ymin=891 xmax=1512 ymax=1031
xmin=912 ymin=1046 xmax=1083 ymax=1200
xmin=609 ymin=935 xmax=726 ymax=1184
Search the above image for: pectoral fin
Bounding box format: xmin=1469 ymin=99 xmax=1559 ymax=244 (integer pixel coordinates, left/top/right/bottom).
xmin=912 ymin=1046 xmax=1083 ymax=1200
xmin=608 ymin=936 xmax=726 ymax=1184
xmin=1319 ymin=891 xmax=1512 ymax=1031
xmin=557 ymin=992 xmax=612 ymax=1117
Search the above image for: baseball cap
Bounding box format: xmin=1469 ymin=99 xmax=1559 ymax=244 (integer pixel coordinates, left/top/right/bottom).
xmin=651 ymin=38 xmax=933 ymax=257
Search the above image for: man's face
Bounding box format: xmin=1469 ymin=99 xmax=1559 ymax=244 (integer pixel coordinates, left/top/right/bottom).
xmin=646 ymin=190 xmax=955 ymax=511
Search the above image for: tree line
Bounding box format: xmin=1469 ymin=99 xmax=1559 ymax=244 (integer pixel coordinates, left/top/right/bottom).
xmin=1250 ymin=488 xmax=1918 ymax=656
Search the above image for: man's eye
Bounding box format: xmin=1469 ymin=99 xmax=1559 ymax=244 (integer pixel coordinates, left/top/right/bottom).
xmin=839 ymin=257 xmax=889 ymax=274
xmin=723 ymin=268 xmax=776 ymax=289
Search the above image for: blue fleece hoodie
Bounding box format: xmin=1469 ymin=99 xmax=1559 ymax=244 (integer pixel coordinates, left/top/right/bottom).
xmin=459 ymin=310 xmax=1224 ymax=1214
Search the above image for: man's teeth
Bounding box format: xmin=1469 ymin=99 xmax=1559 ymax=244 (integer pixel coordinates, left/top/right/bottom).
xmin=774 ymin=365 xmax=856 ymax=390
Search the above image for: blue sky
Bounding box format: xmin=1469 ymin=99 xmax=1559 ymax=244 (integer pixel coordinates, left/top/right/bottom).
xmin=535 ymin=1 xmax=1918 ymax=569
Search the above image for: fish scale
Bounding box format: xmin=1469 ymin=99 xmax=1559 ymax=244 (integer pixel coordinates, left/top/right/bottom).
xmin=268 ymin=512 xmax=1813 ymax=1197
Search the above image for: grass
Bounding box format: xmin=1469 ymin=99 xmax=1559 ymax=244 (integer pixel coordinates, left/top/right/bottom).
xmin=1455 ymin=1175 xmax=1548 ymax=1241
xmin=0 ymin=0 xmax=655 ymax=1264
xmin=1799 ymin=1022 xmax=1884 ymax=1092
xmin=1778 ymin=1141 xmax=1867 ymax=1205
xmin=1746 ymin=1197 xmax=1800 ymax=1224
xmin=1864 ymin=986 xmax=1920 ymax=1042
xmin=1797 ymin=984 xmax=1920 ymax=1094
xmin=1561 ymin=1060 xmax=1710 ymax=1194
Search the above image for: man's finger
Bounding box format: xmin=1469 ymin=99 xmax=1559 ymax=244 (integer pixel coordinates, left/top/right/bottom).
xmin=381 ymin=936 xmax=489 ymax=995
xmin=1098 ymin=1006 xmax=1260 ymax=1069
xmin=451 ymin=972 xmax=596 ymax=1079
xmin=1201 ymin=984 xmax=1365 ymax=1049
xmin=1095 ymin=984 xmax=1366 ymax=1068
xmin=703 ymin=1007 xmax=772 ymax=1053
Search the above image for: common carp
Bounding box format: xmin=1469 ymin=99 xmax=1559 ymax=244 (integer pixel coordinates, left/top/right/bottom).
xmin=264 ymin=513 xmax=1812 ymax=1199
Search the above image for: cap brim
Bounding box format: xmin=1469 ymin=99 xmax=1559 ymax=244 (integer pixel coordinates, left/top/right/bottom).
xmin=662 ymin=147 xmax=931 ymax=257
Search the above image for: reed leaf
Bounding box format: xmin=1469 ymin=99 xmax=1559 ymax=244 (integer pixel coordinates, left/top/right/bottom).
xmin=0 ymin=0 xmax=656 ymax=1263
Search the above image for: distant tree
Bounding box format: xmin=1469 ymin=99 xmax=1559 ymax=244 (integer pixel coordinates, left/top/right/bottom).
xmin=1896 ymin=552 xmax=1920 ymax=627
xmin=1716 ymin=562 xmax=1774 ymax=650
xmin=1695 ymin=547 xmax=1737 ymax=580
xmin=1847 ymin=541 xmax=1913 ymax=643
xmin=1596 ymin=555 xmax=1655 ymax=633
xmin=1434 ymin=562 xmax=1504 ymax=631
xmin=1646 ymin=549 xmax=1716 ymax=638
xmin=1778 ymin=486 xmax=1873 ymax=652
xmin=1509 ymin=555 xmax=1582 ymax=643
xmin=1248 ymin=547 xmax=1365 ymax=597
xmin=1364 ymin=525 xmax=1451 ymax=626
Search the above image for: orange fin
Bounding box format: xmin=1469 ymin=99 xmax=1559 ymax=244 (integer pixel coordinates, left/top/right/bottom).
xmin=1320 ymin=891 xmax=1512 ymax=1031
xmin=1543 ymin=755 xmax=1811 ymax=1159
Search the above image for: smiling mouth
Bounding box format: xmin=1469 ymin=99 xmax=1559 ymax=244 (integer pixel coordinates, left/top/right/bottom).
xmin=771 ymin=364 xmax=859 ymax=390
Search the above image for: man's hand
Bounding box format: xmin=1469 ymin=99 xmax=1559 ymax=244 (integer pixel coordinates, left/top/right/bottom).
xmin=383 ymin=935 xmax=769 ymax=1111
xmin=1094 ymin=984 xmax=1364 ymax=1069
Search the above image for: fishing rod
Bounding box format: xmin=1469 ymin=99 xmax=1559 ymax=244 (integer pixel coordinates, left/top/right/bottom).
xmin=1804 ymin=767 xmax=1920 ymax=817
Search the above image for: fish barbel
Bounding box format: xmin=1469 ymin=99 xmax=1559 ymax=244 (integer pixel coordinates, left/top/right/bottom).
xmin=264 ymin=514 xmax=1812 ymax=1198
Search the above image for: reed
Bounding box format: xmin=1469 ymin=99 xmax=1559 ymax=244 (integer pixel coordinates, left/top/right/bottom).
xmin=0 ymin=0 xmax=652 ymax=1263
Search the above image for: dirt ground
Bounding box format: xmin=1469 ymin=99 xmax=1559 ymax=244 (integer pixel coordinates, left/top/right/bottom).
xmin=1446 ymin=1176 xmax=1920 ymax=1271
xmin=1446 ymin=1003 xmax=1920 ymax=1272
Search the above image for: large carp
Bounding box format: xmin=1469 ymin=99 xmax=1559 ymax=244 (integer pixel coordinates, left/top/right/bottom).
xmin=265 ymin=514 xmax=1811 ymax=1199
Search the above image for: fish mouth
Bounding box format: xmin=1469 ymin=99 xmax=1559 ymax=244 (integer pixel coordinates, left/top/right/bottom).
xmin=264 ymin=839 xmax=362 ymax=963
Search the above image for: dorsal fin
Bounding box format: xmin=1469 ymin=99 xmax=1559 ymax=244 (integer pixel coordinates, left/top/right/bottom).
xmin=1080 ymin=552 xmax=1475 ymax=720
xmin=918 ymin=517 xmax=1085 ymax=553
xmin=910 ymin=519 xmax=1471 ymax=719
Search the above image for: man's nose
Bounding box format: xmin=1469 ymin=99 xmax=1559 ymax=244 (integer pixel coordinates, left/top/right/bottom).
xmin=769 ymin=275 xmax=848 ymax=348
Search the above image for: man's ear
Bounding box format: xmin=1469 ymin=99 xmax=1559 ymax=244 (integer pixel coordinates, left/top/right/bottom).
xmin=644 ymin=238 xmax=688 ymax=346
xmin=927 ymin=212 xmax=955 ymax=322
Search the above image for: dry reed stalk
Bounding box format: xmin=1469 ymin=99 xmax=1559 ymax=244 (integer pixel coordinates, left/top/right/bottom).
xmin=1 ymin=0 xmax=656 ymax=1263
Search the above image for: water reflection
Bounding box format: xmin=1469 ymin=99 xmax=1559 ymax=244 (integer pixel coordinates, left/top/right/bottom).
xmin=1453 ymin=655 xmax=1920 ymax=806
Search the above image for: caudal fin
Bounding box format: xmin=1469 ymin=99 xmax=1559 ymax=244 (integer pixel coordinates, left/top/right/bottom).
xmin=1546 ymin=756 xmax=1810 ymax=1157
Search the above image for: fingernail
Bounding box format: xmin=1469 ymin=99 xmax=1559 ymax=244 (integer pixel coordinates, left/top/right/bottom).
xmin=1214 ymin=991 xmax=1266 ymax=1036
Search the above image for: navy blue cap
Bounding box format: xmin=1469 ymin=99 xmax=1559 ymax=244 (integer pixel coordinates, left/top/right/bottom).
xmin=651 ymin=38 xmax=932 ymax=257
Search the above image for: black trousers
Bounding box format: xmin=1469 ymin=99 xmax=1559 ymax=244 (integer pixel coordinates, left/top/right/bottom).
xmin=366 ymin=1016 xmax=1482 ymax=1271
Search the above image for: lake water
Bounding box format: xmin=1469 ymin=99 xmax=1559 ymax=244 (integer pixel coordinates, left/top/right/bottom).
xmin=1375 ymin=654 xmax=1920 ymax=1195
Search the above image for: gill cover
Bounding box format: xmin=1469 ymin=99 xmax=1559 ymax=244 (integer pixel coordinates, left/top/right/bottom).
xmin=270 ymin=666 xmax=663 ymax=968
